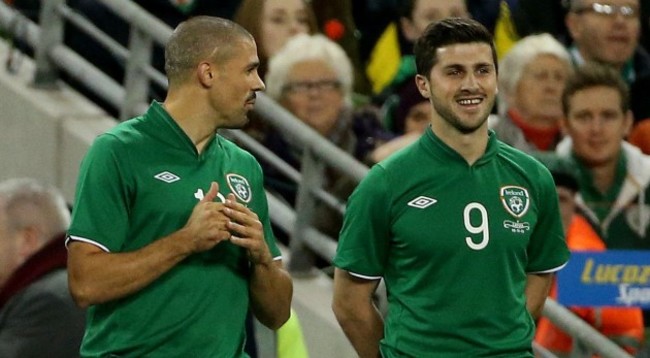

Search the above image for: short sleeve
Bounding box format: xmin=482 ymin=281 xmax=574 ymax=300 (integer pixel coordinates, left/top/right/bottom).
xmin=526 ymin=165 xmax=570 ymax=273
xmin=334 ymin=164 xmax=392 ymax=277
xmin=67 ymin=134 xmax=133 ymax=252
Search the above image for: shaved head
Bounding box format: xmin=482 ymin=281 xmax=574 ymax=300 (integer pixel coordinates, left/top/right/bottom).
xmin=164 ymin=16 xmax=253 ymax=85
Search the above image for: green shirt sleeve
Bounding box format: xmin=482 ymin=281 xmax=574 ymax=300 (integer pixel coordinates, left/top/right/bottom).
xmin=334 ymin=164 xmax=392 ymax=277
xmin=68 ymin=134 xmax=133 ymax=252
xmin=526 ymin=165 xmax=570 ymax=273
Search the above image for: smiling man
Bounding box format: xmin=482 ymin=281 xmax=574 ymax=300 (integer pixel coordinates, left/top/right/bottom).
xmin=332 ymin=18 xmax=569 ymax=358
xmin=66 ymin=17 xmax=292 ymax=357
xmin=556 ymin=62 xmax=650 ymax=349
xmin=565 ymin=0 xmax=650 ymax=123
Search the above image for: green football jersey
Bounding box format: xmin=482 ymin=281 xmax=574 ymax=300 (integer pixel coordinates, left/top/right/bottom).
xmin=68 ymin=102 xmax=280 ymax=357
xmin=335 ymin=129 xmax=569 ymax=358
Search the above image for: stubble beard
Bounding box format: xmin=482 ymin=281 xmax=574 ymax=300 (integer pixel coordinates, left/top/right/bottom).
xmin=221 ymin=110 xmax=251 ymax=130
xmin=431 ymin=94 xmax=494 ymax=134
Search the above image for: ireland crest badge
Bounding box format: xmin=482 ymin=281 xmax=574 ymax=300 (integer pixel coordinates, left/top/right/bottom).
xmin=500 ymin=185 xmax=530 ymax=218
xmin=226 ymin=173 xmax=252 ymax=203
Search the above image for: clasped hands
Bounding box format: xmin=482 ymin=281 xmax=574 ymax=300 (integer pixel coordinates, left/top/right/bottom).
xmin=183 ymin=182 xmax=272 ymax=265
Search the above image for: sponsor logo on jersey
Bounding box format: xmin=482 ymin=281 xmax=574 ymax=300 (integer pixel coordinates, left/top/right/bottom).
xmin=154 ymin=171 xmax=180 ymax=183
xmin=407 ymin=196 xmax=437 ymax=209
xmin=500 ymin=185 xmax=530 ymax=218
xmin=503 ymin=220 xmax=531 ymax=234
xmin=226 ymin=173 xmax=252 ymax=203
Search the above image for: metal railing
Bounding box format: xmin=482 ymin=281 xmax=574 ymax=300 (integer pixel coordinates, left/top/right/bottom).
xmin=4 ymin=0 xmax=368 ymax=273
xmin=0 ymin=1 xmax=634 ymax=357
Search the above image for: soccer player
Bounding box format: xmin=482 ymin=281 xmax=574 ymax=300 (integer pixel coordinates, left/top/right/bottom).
xmin=332 ymin=18 xmax=570 ymax=358
xmin=66 ymin=17 xmax=292 ymax=357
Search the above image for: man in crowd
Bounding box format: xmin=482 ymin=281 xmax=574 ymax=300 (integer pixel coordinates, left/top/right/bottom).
xmin=557 ymin=62 xmax=650 ymax=341
xmin=565 ymin=0 xmax=650 ymax=123
xmin=0 ymin=178 xmax=85 ymax=357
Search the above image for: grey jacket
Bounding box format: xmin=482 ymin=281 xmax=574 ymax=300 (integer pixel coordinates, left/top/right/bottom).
xmin=0 ymin=269 xmax=86 ymax=358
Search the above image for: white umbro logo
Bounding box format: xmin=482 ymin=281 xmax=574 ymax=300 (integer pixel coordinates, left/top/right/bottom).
xmin=154 ymin=171 xmax=180 ymax=183
xmin=407 ymin=196 xmax=437 ymax=209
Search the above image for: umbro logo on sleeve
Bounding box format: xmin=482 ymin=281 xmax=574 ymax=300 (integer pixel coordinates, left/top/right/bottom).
xmin=407 ymin=196 xmax=437 ymax=209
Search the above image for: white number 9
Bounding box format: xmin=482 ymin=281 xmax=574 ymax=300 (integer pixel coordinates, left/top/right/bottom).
xmin=464 ymin=202 xmax=489 ymax=250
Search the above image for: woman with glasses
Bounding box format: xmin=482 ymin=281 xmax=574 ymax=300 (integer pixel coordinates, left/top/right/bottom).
xmin=264 ymin=34 xmax=390 ymax=240
xmin=490 ymin=33 xmax=573 ymax=153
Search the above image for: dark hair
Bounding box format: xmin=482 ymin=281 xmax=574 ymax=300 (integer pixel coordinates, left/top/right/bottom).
xmin=414 ymin=17 xmax=497 ymax=77
xmin=561 ymin=62 xmax=630 ymax=115
xmin=398 ymin=0 xmax=417 ymax=20
xmin=164 ymin=16 xmax=252 ymax=85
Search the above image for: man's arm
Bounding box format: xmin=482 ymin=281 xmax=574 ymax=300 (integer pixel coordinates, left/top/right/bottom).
xmin=224 ymin=194 xmax=292 ymax=329
xmin=248 ymin=260 xmax=292 ymax=329
xmin=525 ymin=272 xmax=553 ymax=319
xmin=332 ymin=268 xmax=383 ymax=358
xmin=68 ymin=182 xmax=231 ymax=308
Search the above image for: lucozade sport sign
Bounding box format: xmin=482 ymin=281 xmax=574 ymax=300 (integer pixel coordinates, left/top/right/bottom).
xmin=557 ymin=250 xmax=650 ymax=308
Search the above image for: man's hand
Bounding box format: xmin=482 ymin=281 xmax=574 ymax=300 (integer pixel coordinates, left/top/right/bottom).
xmin=182 ymin=182 xmax=231 ymax=253
xmin=223 ymin=193 xmax=272 ymax=265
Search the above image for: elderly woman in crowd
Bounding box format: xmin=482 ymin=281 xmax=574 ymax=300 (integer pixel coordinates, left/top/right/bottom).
xmin=233 ymin=0 xmax=319 ymax=143
xmin=490 ymin=33 xmax=573 ymax=152
xmin=264 ymin=33 xmax=389 ymax=239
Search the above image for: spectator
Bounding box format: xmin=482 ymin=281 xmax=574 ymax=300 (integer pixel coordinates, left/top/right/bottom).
xmin=66 ymin=17 xmax=292 ymax=356
xmin=558 ymin=62 xmax=650 ymax=248
xmin=264 ymin=33 xmax=390 ymax=238
xmin=531 ymin=153 xmax=645 ymax=357
xmin=0 ymin=178 xmax=85 ymax=358
xmin=233 ymin=0 xmax=319 ymax=144
xmin=311 ymin=0 xmax=372 ymax=95
xmin=498 ymin=0 xmax=650 ymax=57
xmin=370 ymin=79 xmax=431 ymax=162
xmin=365 ymin=0 xmax=469 ymax=95
xmin=233 ymin=0 xmax=318 ymax=80
xmin=557 ymin=62 xmax=650 ymax=335
xmin=491 ymin=33 xmax=572 ymax=152
xmin=565 ymin=0 xmax=650 ymax=123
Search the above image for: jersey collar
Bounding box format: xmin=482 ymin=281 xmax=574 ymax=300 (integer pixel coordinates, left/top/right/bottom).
xmin=146 ymin=101 xmax=219 ymax=158
xmin=421 ymin=127 xmax=498 ymax=167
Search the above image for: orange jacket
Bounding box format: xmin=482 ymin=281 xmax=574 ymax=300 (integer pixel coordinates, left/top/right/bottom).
xmin=535 ymin=214 xmax=645 ymax=356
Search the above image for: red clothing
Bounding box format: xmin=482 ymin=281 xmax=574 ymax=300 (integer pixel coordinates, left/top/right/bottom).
xmin=508 ymin=109 xmax=561 ymax=151
xmin=0 ymin=233 xmax=68 ymax=308
xmin=535 ymin=215 xmax=645 ymax=355
xmin=629 ymin=118 xmax=650 ymax=155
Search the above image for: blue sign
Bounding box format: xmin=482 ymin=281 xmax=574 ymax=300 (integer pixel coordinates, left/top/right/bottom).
xmin=556 ymin=250 xmax=650 ymax=308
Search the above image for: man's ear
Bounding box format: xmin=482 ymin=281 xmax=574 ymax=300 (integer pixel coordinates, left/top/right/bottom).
xmin=197 ymin=62 xmax=214 ymax=87
xmin=415 ymin=75 xmax=431 ymax=99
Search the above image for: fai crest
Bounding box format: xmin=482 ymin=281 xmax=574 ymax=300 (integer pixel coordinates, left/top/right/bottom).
xmin=500 ymin=186 xmax=530 ymax=218
xmin=226 ymin=173 xmax=252 ymax=203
